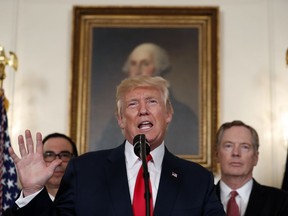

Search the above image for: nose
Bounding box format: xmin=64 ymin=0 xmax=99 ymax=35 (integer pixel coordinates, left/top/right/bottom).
xmin=139 ymin=101 xmax=149 ymax=115
xmin=135 ymin=65 xmax=143 ymax=75
xmin=231 ymin=146 xmax=240 ymax=156
xmin=55 ymin=154 xmax=61 ymax=159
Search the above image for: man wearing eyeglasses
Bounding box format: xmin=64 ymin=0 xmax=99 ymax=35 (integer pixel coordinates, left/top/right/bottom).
xmin=42 ymin=133 xmax=78 ymax=200
xmin=4 ymin=133 xmax=78 ymax=216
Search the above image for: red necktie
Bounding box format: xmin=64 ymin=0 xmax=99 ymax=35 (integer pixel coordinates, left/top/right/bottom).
xmin=227 ymin=191 xmax=240 ymax=216
xmin=132 ymin=154 xmax=153 ymax=216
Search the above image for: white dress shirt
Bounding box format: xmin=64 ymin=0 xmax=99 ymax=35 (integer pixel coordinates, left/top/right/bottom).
xmin=220 ymin=179 xmax=253 ymax=216
xmin=125 ymin=140 xmax=164 ymax=206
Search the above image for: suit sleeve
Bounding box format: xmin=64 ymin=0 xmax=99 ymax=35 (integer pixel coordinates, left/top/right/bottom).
xmin=6 ymin=187 xmax=55 ymax=216
xmin=202 ymin=173 xmax=225 ymax=216
xmin=5 ymin=159 xmax=78 ymax=216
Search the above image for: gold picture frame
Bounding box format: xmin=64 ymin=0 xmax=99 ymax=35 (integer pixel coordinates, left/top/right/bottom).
xmin=70 ymin=6 xmax=219 ymax=172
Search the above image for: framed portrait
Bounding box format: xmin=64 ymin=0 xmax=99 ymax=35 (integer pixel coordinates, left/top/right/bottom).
xmin=70 ymin=6 xmax=219 ymax=171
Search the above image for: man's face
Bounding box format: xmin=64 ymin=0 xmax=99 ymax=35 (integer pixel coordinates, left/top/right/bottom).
xmin=128 ymin=48 xmax=156 ymax=77
xmin=217 ymin=126 xmax=259 ymax=181
xmin=117 ymin=87 xmax=172 ymax=150
xmin=43 ymin=137 xmax=73 ymax=189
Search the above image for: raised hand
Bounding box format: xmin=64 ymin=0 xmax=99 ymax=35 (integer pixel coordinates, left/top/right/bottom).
xmin=9 ymin=130 xmax=62 ymax=197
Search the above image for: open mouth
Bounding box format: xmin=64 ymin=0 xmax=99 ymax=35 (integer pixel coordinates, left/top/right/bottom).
xmin=138 ymin=121 xmax=153 ymax=130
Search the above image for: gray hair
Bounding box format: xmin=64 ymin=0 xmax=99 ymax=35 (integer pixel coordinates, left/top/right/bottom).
xmin=216 ymin=120 xmax=259 ymax=151
xmin=122 ymin=43 xmax=171 ymax=76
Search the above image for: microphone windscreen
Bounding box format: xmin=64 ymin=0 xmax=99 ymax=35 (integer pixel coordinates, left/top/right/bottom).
xmin=133 ymin=134 xmax=150 ymax=158
xmin=133 ymin=134 xmax=144 ymax=157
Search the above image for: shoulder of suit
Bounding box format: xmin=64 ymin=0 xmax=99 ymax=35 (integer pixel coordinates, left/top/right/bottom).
xmin=168 ymin=152 xmax=211 ymax=174
xmin=253 ymin=179 xmax=288 ymax=197
xmin=74 ymin=148 xmax=115 ymax=162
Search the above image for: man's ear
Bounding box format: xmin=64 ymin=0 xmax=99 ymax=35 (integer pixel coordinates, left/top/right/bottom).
xmin=117 ymin=114 xmax=125 ymax=129
xmin=215 ymin=150 xmax=220 ymax=163
xmin=165 ymin=110 xmax=173 ymax=124
xmin=253 ymin=151 xmax=259 ymax=166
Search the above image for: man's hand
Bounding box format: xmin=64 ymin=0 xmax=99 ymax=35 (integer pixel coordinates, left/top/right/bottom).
xmin=9 ymin=130 xmax=62 ymax=197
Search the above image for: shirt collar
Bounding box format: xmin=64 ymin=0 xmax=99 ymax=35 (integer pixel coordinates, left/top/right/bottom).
xmin=237 ymin=179 xmax=253 ymax=203
xmin=124 ymin=140 xmax=164 ymax=171
xmin=49 ymin=193 xmax=55 ymax=201
xmin=220 ymin=179 xmax=253 ymax=203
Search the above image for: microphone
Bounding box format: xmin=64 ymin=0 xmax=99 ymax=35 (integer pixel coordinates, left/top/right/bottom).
xmin=133 ymin=134 xmax=151 ymax=216
xmin=133 ymin=134 xmax=150 ymax=159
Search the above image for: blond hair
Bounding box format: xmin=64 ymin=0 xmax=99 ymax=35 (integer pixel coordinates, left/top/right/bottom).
xmin=116 ymin=75 xmax=173 ymax=117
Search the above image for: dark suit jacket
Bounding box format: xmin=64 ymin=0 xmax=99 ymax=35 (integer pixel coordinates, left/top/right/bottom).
xmin=10 ymin=144 xmax=225 ymax=216
xmin=216 ymin=179 xmax=288 ymax=216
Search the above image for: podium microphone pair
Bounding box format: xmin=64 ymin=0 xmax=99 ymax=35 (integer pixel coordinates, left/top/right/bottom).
xmin=133 ymin=134 xmax=151 ymax=216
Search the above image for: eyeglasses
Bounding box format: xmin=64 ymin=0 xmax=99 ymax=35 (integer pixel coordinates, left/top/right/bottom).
xmin=43 ymin=151 xmax=74 ymax=162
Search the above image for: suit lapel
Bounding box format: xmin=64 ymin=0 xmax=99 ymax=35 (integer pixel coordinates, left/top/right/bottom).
xmin=215 ymin=181 xmax=221 ymax=199
xmin=217 ymin=179 xmax=264 ymax=216
xmin=244 ymin=179 xmax=264 ymax=216
xmin=105 ymin=144 xmax=133 ymax=216
xmin=154 ymin=149 xmax=182 ymax=215
xmin=104 ymin=145 xmax=184 ymax=215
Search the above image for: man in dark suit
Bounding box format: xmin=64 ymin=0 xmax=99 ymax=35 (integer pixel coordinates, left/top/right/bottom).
xmin=4 ymin=132 xmax=78 ymax=215
xmin=8 ymin=75 xmax=225 ymax=215
xmin=215 ymin=120 xmax=288 ymax=216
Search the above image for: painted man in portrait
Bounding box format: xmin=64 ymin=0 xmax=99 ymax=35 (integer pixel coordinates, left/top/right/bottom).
xmin=97 ymin=43 xmax=199 ymax=155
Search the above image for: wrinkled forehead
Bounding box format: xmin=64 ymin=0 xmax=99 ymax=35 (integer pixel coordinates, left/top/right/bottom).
xmin=124 ymin=86 xmax=162 ymax=98
xmin=221 ymin=126 xmax=254 ymax=145
xmin=43 ymin=137 xmax=73 ymax=152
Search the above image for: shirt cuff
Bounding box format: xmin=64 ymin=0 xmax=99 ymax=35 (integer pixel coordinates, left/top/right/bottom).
xmin=15 ymin=188 xmax=44 ymax=208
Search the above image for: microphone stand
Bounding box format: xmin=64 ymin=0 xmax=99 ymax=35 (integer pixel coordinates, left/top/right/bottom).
xmin=140 ymin=139 xmax=151 ymax=216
